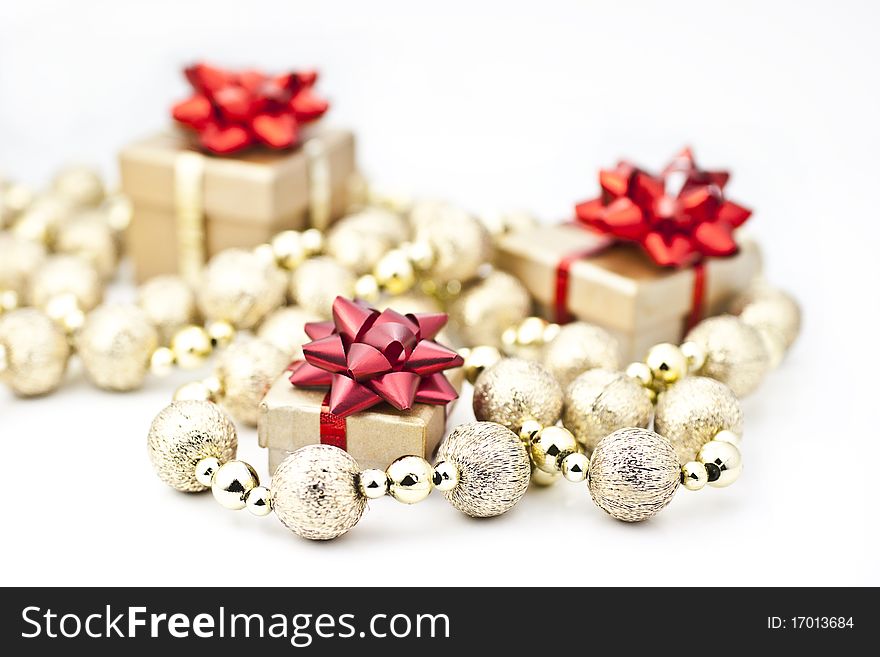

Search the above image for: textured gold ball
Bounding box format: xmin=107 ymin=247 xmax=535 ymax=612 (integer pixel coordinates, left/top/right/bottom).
xmin=563 ymin=369 xmax=653 ymax=453
xmin=270 ymin=230 xmax=308 ymax=270
xmin=412 ymin=205 xmax=492 ymax=284
xmin=54 ymin=212 xmax=117 ymax=280
xmin=436 ymin=421 xmax=531 ymax=518
xmin=0 ymin=232 xmax=46 ymax=298
xmin=402 ymin=240 xmax=435 ymax=272
xmin=530 ymin=426 xmax=578 ymax=473
xmin=13 ymin=194 xmax=72 ymax=243
xmin=173 ymin=380 xmax=215 ymax=402
xmin=358 ymin=469 xmax=390 ymax=499
xmin=681 ymin=461 xmax=709 ymax=491
xmin=211 ymin=460 xmax=260 ymax=510
xmin=0 ymin=181 xmax=34 ymax=227
xmin=698 ymin=440 xmax=743 ymax=488
xmin=214 ymin=338 xmax=289 ymax=426
xmin=256 ymin=306 xmax=319 ymax=360
xmin=147 ymin=400 xmax=238 ymax=493
xmin=542 ymin=322 xmax=620 ymax=387
xmin=447 ymin=271 xmax=532 ymax=348
xmin=170 ymin=325 xmax=213 ymax=370
xmin=588 ymin=428 xmax=681 ymax=522
xmin=29 ymin=254 xmax=102 ymax=312
xmin=653 ymin=376 xmax=744 ymax=464
xmin=561 ymin=452 xmax=590 ymax=483
xmin=685 ymin=315 xmax=769 ymax=397
xmin=462 ymin=345 xmax=502 ymax=385
xmin=289 ymin=256 xmax=356 ymax=318
xmin=0 ymin=308 xmax=69 ymax=396
xmin=245 ymin=486 xmax=273 ymax=517
xmin=197 ymin=248 xmax=287 ymax=330
xmin=386 ymin=455 xmax=434 ymax=504
xmin=327 ymin=209 xmax=406 ymax=275
xmin=194 ymin=456 xmax=221 ymax=487
xmin=272 ymin=445 xmax=366 ymax=540
xmin=374 ymin=249 xmax=416 ymax=296
xmin=645 ymin=343 xmax=688 ymax=385
xmin=137 ymin=275 xmax=196 ymax=344
xmin=431 ymin=461 xmax=460 ymax=492
xmin=52 ymin=166 xmax=105 ymax=207
xmin=76 ymin=303 xmax=158 ymax=391
xmin=472 ymin=358 xmax=563 ymax=432
xmin=729 ymin=282 xmax=801 ymax=350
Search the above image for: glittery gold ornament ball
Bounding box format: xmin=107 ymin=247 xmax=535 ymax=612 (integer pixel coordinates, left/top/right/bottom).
xmin=542 ymin=322 xmax=620 ymax=388
xmin=563 ymin=369 xmax=652 ymax=453
xmin=472 ymin=358 xmax=563 ymax=432
xmin=54 ymin=211 xmax=118 ymax=280
xmin=147 ymin=400 xmax=238 ymax=493
xmin=653 ymin=376 xmax=743 ymax=464
xmin=51 ymin=165 xmax=105 ymax=207
xmin=685 ymin=315 xmax=769 ymax=397
xmin=197 ymin=248 xmax=287 ymax=330
xmin=412 ymin=203 xmax=492 ymax=284
xmin=12 ymin=194 xmax=73 ymax=243
xmin=739 ymin=293 xmax=801 ymax=351
xmin=76 ymin=303 xmax=158 ymax=391
xmin=436 ymin=421 xmax=531 ymax=518
xmin=289 ymin=256 xmax=356 ymax=318
xmin=214 ymin=338 xmax=289 ymax=426
xmin=447 ymin=271 xmax=532 ymax=348
xmin=137 ymin=275 xmax=197 ymax=345
xmin=0 ymin=308 xmax=70 ymax=396
xmin=256 ymin=306 xmax=319 ymax=360
xmin=272 ymin=445 xmax=366 ymax=541
xmin=0 ymin=232 xmax=46 ymax=298
xmin=376 ymin=291 xmax=442 ymax=315
xmin=28 ymin=254 xmax=102 ymax=312
xmin=588 ymin=428 xmax=680 ymax=523
xmin=326 ymin=208 xmax=407 ymax=275
xmin=1 ymin=181 xmax=34 ymax=228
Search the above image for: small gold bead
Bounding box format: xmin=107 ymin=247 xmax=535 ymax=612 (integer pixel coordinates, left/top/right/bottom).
xmin=625 ymin=361 xmax=654 ymax=387
xmin=201 ymin=375 xmax=225 ymax=400
xmin=713 ymin=429 xmax=741 ymax=446
xmin=253 ymin=243 xmax=276 ymax=266
xmin=680 ymin=340 xmax=707 ymax=373
xmin=150 ymin=346 xmax=176 ymax=377
xmin=245 ymin=486 xmax=273 ymax=517
xmin=463 ymin=345 xmax=502 ymax=384
xmin=205 ymin=319 xmax=236 ymax=349
xmin=516 ymin=317 xmax=551 ymax=347
xmin=44 ymin=292 xmax=80 ymax=323
xmin=645 ymin=343 xmax=688 ymax=385
xmin=194 ymin=456 xmax=221 ymax=487
xmin=386 ymin=455 xmax=434 ymax=504
xmin=354 ymin=274 xmax=381 ymax=304
xmin=374 ymin=249 xmax=416 ymax=296
xmin=432 ymin=461 xmax=459 ymax=492
xmin=542 ymin=322 xmax=561 ymax=344
xmin=300 ymin=228 xmax=325 ymax=256
xmin=681 ymin=461 xmax=709 ymax=491
xmin=211 ymin=460 xmax=260 ymax=510
xmin=270 ymin=230 xmax=307 ymax=270
xmin=171 ymin=325 xmax=213 ymax=369
xmin=0 ymin=289 xmax=19 ymax=314
xmin=530 ymin=466 xmax=561 ymax=487
xmin=561 ymin=452 xmax=590 ymax=483
xmin=530 ymin=425 xmax=578 ymax=474
xmin=698 ymin=440 xmax=743 ymax=488
xmin=173 ymin=380 xmax=214 ymax=402
xmin=403 ymin=241 xmax=435 ymax=272
xmin=519 ymin=418 xmax=544 ymax=444
xmin=358 ymin=469 xmax=390 ymax=499
xmin=102 ymin=193 xmax=132 ymax=233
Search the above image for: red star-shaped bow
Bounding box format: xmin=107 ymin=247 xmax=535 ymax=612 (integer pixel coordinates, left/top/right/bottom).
xmin=171 ymin=62 xmax=329 ymax=155
xmin=289 ymin=297 xmax=464 ymax=417
xmin=574 ymin=148 xmax=751 ymax=267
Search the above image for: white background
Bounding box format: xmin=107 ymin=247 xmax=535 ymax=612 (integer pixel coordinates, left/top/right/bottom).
xmin=1 ymin=0 xmax=877 ymax=586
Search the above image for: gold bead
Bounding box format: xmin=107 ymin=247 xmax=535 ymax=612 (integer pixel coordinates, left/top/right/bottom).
xmin=202 ymin=375 xmax=225 ymax=400
xmin=0 ymin=308 xmax=70 ymax=396
xmin=713 ymin=429 xmax=741 ymax=446
xmin=681 ymin=461 xmax=709 ymax=491
xmin=432 ymin=461 xmax=459 ymax=492
xmin=530 ymin=466 xmax=561 ymax=487
xmin=625 ymin=361 xmax=654 ymax=387
xmin=301 ymin=228 xmax=325 ymax=256
xmin=213 ymin=338 xmax=289 ymax=426
xmin=685 ymin=315 xmax=769 ymax=397
xmin=502 ymin=317 xmax=553 ymax=360
xmin=354 ymin=274 xmax=381 ymax=304
xmin=271 ymin=230 xmax=307 ymax=270
xmin=150 ymin=346 xmax=176 ymax=377
xmin=13 ymin=194 xmax=72 ymax=244
xmin=530 ymin=425 xmax=578 ymax=473
xmin=447 ymin=271 xmax=531 ymax=348
xmin=386 ymin=455 xmax=434 ymax=504
xmin=137 ymin=275 xmax=196 ymax=345
xmin=561 ymin=452 xmax=590 ymax=483
xmin=472 ymin=358 xmax=563 ymax=432
xmin=245 ymin=486 xmax=273 ymax=517
xmin=358 ymin=469 xmax=390 ymax=499
xmin=645 ymin=342 xmax=688 ymax=385
xmin=52 ymin=165 xmax=105 ymax=207
xmin=730 ymin=283 xmax=801 ymax=349
xmin=101 ymin=193 xmax=132 ymax=234
xmin=194 ymin=456 xmax=221 ymax=487
xmin=205 ymin=319 xmax=236 ymax=349
xmin=462 ymin=345 xmax=502 ymax=385
xmin=698 ymin=440 xmax=743 ymax=488
xmin=374 ymin=249 xmax=416 ymax=296
xmin=173 ymin=380 xmax=215 ymax=402
xmin=403 ymin=240 xmax=435 ymax=272
xmin=519 ymin=418 xmax=543 ymax=443
xmin=253 ymin=243 xmax=276 ymax=266
xmin=411 ymin=204 xmax=492 ymax=284
xmin=327 ymin=209 xmax=406 ymax=275
xmin=171 ymin=325 xmax=213 ymax=369
xmin=542 ymin=322 xmax=620 ymax=387
xmin=211 ymin=460 xmax=260 ymax=510
xmin=44 ymin=292 xmax=85 ymax=334
xmin=680 ymin=341 xmax=707 ymax=373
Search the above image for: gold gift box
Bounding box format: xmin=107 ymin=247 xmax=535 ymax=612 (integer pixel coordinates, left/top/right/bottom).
xmin=258 ymin=367 xmax=464 ymax=473
xmin=119 ymin=127 xmax=356 ymax=282
xmin=496 ymin=223 xmax=762 ymax=362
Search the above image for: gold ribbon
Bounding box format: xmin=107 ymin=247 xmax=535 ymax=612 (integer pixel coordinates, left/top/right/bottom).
xmin=304 ymin=136 xmax=332 ymax=230
xmin=173 ymin=151 xmax=206 ymax=286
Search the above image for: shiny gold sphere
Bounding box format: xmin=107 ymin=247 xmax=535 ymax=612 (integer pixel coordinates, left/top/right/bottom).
xmin=436 ymin=421 xmax=531 ymax=518
xmin=653 ymin=375 xmax=744 ymax=464
xmin=43 ymin=292 xmax=85 ymax=334
xmin=76 ymin=303 xmax=158 ymax=391
xmin=542 ymin=322 xmax=620 ymax=387
xmin=685 ymin=315 xmax=769 ymax=397
xmin=0 ymin=290 xmax=19 ymax=314
xmin=358 ymin=469 xmax=389 ymax=499
xmin=462 ymin=345 xmax=502 ymax=385
xmin=137 ymin=275 xmax=196 ymax=344
xmin=256 ymin=306 xmax=319 ymax=360
xmin=301 ymin=228 xmax=325 ymax=256
xmin=588 ymin=428 xmax=681 ymax=522
xmin=147 ymin=400 xmax=238 ymax=492
xmin=354 ymin=274 xmax=381 ymax=304
xmin=0 ymin=232 xmax=46 ymax=298
xmin=272 ymin=445 xmax=367 ymax=540
xmin=173 ymin=380 xmax=216 ymax=402
xmin=289 ymin=256 xmax=355 ymax=318
xmin=402 ymin=240 xmax=435 ymax=272
xmin=54 ymin=211 xmax=117 ymax=280
xmin=563 ymin=369 xmax=653 ymax=453
xmin=386 ymin=455 xmax=434 ymax=504
xmin=501 ymin=316 xmax=554 ymax=360
xmin=29 ymin=254 xmax=102 ymax=312
xmin=698 ymin=440 xmax=743 ymax=488
xmin=197 ymin=248 xmax=287 ymax=330
xmin=327 ymin=209 xmax=406 ymax=275
xmin=149 ymin=346 xmax=175 ymax=377
xmin=681 ymin=461 xmax=709 ymax=491
xmin=205 ymin=320 xmax=235 ymax=350
xmin=519 ymin=418 xmax=543 ymax=443
xmin=530 ymin=466 xmax=561 ymax=487
xmin=245 ymin=486 xmax=273 ymax=517
xmin=0 ymin=308 xmax=70 ymax=396
xmin=211 ymin=460 xmax=260 ymax=510
xmin=13 ymin=194 xmax=73 ymax=243
xmin=412 ymin=204 xmax=492 ymax=284
xmin=729 ymin=282 xmax=801 ymax=350
xmin=625 ymin=361 xmax=654 ymax=388
xmin=214 ymin=338 xmax=289 ymax=426
xmin=374 ymin=249 xmax=416 ymax=296
xmin=680 ymin=340 xmax=707 ymax=373
xmin=52 ymin=165 xmax=105 ymax=207
xmin=271 ymin=230 xmax=308 ymax=270
xmin=431 ymin=461 xmax=460 ymax=492
xmin=645 ymin=342 xmax=688 ymax=385
xmin=170 ymin=325 xmax=213 ymax=370
xmin=101 ymin=193 xmax=133 ymax=234
xmin=194 ymin=456 xmax=221 ymax=487
xmin=713 ymin=429 xmax=741 ymax=446
xmin=530 ymin=425 xmax=578 ymax=473
xmin=561 ymin=452 xmax=590 ymax=483
xmin=472 ymin=358 xmax=563 ymax=433
xmin=447 ymin=271 xmax=532 ymax=348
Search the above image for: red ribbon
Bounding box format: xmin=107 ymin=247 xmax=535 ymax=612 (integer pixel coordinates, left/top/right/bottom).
xmin=319 ymin=392 xmax=347 ymax=451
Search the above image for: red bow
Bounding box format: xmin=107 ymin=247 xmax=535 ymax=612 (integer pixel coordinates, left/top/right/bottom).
xmin=171 ymin=62 xmax=329 ymax=155
xmin=289 ymin=297 xmax=464 ymax=417
xmin=575 ymin=148 xmax=751 ymax=267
